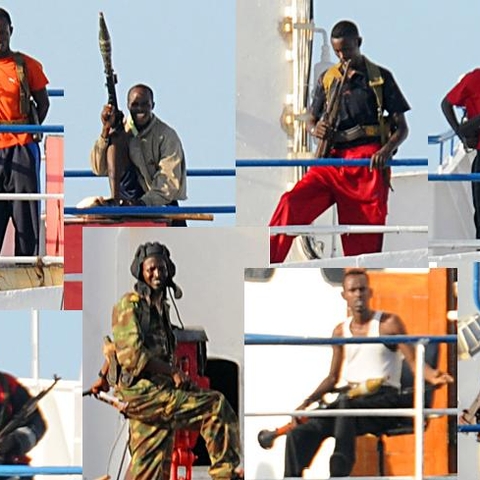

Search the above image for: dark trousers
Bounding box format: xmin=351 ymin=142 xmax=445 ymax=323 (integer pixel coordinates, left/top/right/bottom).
xmin=0 ymin=143 xmax=40 ymax=256
xmin=284 ymin=387 xmax=407 ymax=478
xmin=472 ymin=151 xmax=480 ymax=238
xmin=120 ymin=166 xmax=186 ymax=227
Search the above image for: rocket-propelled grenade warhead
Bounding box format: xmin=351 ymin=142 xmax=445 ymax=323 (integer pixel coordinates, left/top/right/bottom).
xmin=99 ymin=12 xmax=113 ymax=75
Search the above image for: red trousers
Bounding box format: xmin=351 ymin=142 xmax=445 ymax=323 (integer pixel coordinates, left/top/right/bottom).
xmin=269 ymin=144 xmax=389 ymax=263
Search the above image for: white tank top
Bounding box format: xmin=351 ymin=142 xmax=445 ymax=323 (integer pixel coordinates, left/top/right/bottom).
xmin=342 ymin=311 xmax=402 ymax=389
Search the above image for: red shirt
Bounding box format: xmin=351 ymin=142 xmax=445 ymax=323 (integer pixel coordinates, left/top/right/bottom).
xmin=0 ymin=52 xmax=49 ymax=148
xmin=446 ymin=68 xmax=480 ymax=149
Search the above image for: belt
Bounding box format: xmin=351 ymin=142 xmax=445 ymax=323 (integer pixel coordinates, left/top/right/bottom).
xmin=334 ymin=124 xmax=381 ymax=143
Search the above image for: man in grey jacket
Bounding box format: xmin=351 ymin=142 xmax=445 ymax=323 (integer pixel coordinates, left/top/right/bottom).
xmin=91 ymin=84 xmax=187 ymax=211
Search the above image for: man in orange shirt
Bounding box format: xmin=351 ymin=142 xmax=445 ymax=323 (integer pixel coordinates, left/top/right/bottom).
xmin=0 ymin=8 xmax=49 ymax=256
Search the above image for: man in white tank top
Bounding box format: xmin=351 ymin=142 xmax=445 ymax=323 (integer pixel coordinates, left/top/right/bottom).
xmin=284 ymin=269 xmax=453 ymax=478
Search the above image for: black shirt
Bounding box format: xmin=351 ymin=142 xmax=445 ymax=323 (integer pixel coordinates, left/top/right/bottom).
xmin=310 ymin=59 xmax=410 ymax=144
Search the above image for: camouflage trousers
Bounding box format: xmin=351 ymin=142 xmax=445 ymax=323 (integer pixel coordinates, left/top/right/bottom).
xmin=117 ymin=380 xmax=241 ymax=480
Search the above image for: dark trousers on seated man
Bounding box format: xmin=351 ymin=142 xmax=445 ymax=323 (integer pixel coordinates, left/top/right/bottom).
xmin=120 ymin=164 xmax=187 ymax=227
xmin=284 ymin=387 xmax=408 ymax=478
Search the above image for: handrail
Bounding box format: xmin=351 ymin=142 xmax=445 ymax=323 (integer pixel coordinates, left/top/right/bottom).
xmin=245 ymin=333 xmax=456 ymax=345
xmin=428 ymin=173 xmax=480 ymax=181
xmin=0 ymin=125 xmax=63 ymax=134
xmin=428 ymin=130 xmax=456 ymax=167
xmin=64 ymin=168 xmax=235 ymax=178
xmin=428 ymin=131 xmax=455 ymax=144
xmin=270 ymin=225 xmax=427 ymax=235
xmin=65 ymin=205 xmax=235 ymax=216
xmin=0 ymin=465 xmax=81 ymax=476
xmin=474 ymin=263 xmax=480 ymax=312
xmin=0 ymin=256 xmax=63 ymax=265
xmin=458 ymin=424 xmax=480 ymax=433
xmin=46 ymin=89 xmax=64 ymax=97
xmin=236 ymin=158 xmax=427 ymax=168
xmin=245 ymin=334 xmax=455 ymax=480
xmin=0 ymin=193 xmax=63 ymax=200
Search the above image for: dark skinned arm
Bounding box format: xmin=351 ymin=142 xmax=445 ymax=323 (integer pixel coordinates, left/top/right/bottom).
xmin=380 ymin=313 xmax=454 ymax=385
xmin=31 ymin=87 xmax=50 ymax=124
xmin=441 ymin=96 xmax=460 ymax=134
xmin=370 ymin=112 xmax=409 ymax=170
xmin=296 ymin=324 xmax=344 ymax=411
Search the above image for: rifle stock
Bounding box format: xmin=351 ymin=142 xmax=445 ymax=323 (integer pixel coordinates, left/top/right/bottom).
xmin=314 ymin=60 xmax=351 ymax=158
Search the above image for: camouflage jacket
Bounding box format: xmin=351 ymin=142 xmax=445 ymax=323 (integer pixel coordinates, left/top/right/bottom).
xmin=112 ymin=292 xmax=177 ymax=388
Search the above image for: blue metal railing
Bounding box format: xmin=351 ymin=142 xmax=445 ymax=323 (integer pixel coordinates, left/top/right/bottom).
xmin=65 ymin=168 xmax=235 ymax=178
xmin=46 ymin=89 xmax=64 ymax=97
xmin=245 ymin=333 xmax=456 ymax=345
xmin=428 ymin=173 xmax=480 ymax=182
xmin=65 ymin=205 xmax=235 ymax=216
xmin=0 ymin=465 xmax=81 ymax=476
xmin=458 ymin=424 xmax=480 ymax=433
xmin=236 ymin=158 xmax=427 ymax=168
xmin=474 ymin=263 xmax=480 ymax=312
xmin=428 ymin=130 xmax=456 ymax=167
xmin=0 ymin=88 xmax=64 ymax=134
xmin=0 ymin=124 xmax=63 ymax=134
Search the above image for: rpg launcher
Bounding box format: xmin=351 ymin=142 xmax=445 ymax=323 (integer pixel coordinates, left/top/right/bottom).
xmin=0 ymin=375 xmax=60 ymax=443
xmin=258 ymin=378 xmax=384 ymax=450
xmin=99 ymin=12 xmax=123 ymax=130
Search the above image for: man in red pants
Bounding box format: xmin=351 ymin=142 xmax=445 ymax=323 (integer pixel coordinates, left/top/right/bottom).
xmin=269 ymin=20 xmax=410 ymax=263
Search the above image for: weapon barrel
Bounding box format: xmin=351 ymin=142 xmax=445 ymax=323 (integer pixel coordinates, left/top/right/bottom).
xmin=99 ymin=12 xmax=113 ymax=74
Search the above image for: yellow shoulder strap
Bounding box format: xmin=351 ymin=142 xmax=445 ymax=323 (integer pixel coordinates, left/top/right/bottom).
xmin=321 ymin=62 xmax=343 ymax=96
xmin=364 ymin=56 xmax=388 ymax=145
xmin=12 ymin=52 xmax=31 ymax=116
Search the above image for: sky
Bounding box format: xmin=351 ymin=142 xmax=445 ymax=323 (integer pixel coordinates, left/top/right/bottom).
xmin=0 ymin=311 xmax=82 ymax=381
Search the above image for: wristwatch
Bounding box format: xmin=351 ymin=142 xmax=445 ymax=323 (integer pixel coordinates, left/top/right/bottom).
xmin=310 ymin=126 xmax=316 ymax=135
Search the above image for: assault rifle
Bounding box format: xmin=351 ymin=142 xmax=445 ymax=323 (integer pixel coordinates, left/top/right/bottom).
xmin=314 ymin=60 xmax=351 ymax=158
xmin=99 ymin=12 xmax=123 ymax=130
xmin=0 ymin=375 xmax=60 ymax=444
xmin=462 ymin=387 xmax=480 ymax=441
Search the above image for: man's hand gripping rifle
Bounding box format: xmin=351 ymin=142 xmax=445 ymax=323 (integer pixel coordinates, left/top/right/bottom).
xmin=0 ymin=375 xmax=60 ymax=445
xmin=257 ymin=377 xmax=382 ymax=450
xmin=314 ymin=60 xmax=351 ymax=158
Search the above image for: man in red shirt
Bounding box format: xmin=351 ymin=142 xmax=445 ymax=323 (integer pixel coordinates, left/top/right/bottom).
xmin=269 ymin=20 xmax=410 ymax=264
xmin=442 ymin=69 xmax=480 ymax=238
xmin=0 ymin=8 xmax=50 ymax=256
xmin=0 ymin=371 xmax=47 ymax=480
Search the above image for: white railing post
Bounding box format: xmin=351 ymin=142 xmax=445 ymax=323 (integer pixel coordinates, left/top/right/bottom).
xmin=414 ymin=341 xmax=426 ymax=480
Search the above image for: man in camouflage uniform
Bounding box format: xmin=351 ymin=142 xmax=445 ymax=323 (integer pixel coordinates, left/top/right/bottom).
xmin=0 ymin=371 xmax=47 ymax=480
xmin=91 ymin=242 xmax=242 ymax=480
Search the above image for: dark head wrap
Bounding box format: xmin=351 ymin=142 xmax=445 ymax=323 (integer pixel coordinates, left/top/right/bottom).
xmin=0 ymin=9 xmax=12 ymax=30
xmin=130 ymin=242 xmax=182 ymax=298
